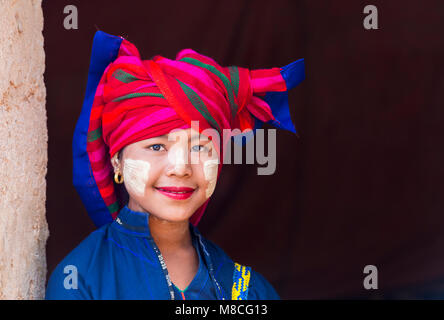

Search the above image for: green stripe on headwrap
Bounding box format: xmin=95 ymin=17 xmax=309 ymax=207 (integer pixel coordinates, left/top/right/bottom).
xmin=228 ymin=66 xmax=239 ymax=96
xmin=107 ymin=201 xmax=119 ymax=214
xmin=179 ymin=57 xmax=238 ymax=118
xmin=87 ymin=127 xmax=102 ymax=142
xmin=177 ymin=79 xmax=221 ymax=132
xmin=113 ymin=69 xmax=140 ymax=83
xmin=112 ymin=92 xmax=164 ymax=102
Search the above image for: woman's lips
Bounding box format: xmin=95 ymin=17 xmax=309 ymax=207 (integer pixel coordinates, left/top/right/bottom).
xmin=155 ymin=186 xmax=196 ymax=200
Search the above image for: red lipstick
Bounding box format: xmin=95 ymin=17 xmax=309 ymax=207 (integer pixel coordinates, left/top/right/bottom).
xmin=155 ymin=186 xmax=195 ymax=200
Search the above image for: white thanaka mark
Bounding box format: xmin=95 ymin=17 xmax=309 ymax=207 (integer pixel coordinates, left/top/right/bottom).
xmin=169 ymin=147 xmax=187 ymax=169
xmin=203 ymin=159 xmax=219 ymax=198
xmin=123 ymin=158 xmax=151 ymax=197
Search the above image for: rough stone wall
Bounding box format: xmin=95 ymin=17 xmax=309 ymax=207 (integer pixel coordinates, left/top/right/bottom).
xmin=0 ymin=0 xmax=48 ymax=299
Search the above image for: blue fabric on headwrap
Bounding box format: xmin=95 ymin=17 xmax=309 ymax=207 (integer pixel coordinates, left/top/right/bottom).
xmin=72 ymin=31 xmax=123 ymax=227
xmin=233 ymin=58 xmax=305 ymax=146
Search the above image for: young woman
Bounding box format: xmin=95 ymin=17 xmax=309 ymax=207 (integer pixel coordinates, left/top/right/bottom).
xmin=45 ymin=31 xmax=304 ymax=300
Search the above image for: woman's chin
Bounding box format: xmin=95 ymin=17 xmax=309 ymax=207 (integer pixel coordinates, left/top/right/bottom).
xmin=155 ymin=212 xmax=194 ymax=223
xmin=144 ymin=204 xmax=195 ymax=222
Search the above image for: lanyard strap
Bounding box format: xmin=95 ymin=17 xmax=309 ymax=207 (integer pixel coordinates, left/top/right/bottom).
xmin=148 ymin=237 xmax=175 ymax=300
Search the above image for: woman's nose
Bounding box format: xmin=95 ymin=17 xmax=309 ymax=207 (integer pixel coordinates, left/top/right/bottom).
xmin=166 ymin=147 xmax=192 ymax=177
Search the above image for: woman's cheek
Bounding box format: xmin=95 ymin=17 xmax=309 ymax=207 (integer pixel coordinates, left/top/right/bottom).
xmin=123 ymin=158 xmax=151 ymax=197
xmin=203 ymin=159 xmax=219 ymax=199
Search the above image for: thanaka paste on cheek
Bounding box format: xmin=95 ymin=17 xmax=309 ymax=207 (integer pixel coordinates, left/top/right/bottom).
xmin=123 ymin=158 xmax=151 ymax=197
xmin=203 ymin=159 xmax=219 ymax=198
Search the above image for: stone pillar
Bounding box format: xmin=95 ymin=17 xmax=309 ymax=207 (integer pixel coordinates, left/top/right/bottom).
xmin=0 ymin=0 xmax=48 ymax=299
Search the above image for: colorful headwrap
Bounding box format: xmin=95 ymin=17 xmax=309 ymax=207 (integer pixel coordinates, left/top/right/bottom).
xmin=73 ymin=31 xmax=305 ymax=227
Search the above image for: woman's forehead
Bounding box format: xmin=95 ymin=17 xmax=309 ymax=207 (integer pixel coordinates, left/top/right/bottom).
xmin=142 ymin=127 xmax=208 ymax=142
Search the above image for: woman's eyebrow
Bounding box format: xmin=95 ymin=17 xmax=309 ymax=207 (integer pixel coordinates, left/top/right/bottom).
xmin=190 ymin=134 xmax=209 ymax=142
xmin=156 ymin=133 xmax=209 ymax=142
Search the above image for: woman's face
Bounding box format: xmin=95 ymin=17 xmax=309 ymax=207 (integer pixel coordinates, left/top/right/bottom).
xmin=112 ymin=127 xmax=219 ymax=222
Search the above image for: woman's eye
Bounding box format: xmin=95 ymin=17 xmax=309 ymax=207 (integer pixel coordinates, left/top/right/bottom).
xmin=147 ymin=144 xmax=165 ymax=151
xmin=191 ymin=145 xmax=209 ymax=152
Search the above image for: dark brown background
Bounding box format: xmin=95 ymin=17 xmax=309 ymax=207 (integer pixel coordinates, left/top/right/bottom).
xmin=43 ymin=0 xmax=444 ymax=299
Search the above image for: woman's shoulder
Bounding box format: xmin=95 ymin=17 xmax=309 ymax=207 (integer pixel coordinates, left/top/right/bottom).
xmin=45 ymin=223 xmax=113 ymax=299
xmin=196 ymin=232 xmax=280 ymax=300
xmin=54 ymin=224 xmax=112 ymax=269
xmin=247 ymin=268 xmax=280 ymax=300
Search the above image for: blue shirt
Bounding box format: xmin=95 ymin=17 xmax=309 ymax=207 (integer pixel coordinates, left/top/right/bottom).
xmin=45 ymin=205 xmax=280 ymax=300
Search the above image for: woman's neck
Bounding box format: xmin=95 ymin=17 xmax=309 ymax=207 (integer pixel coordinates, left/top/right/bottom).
xmin=127 ymin=200 xmax=193 ymax=251
xmin=148 ymin=214 xmax=193 ymax=252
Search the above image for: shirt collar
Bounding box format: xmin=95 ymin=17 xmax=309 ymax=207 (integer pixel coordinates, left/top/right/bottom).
xmin=113 ymin=205 xmax=151 ymax=236
xmin=112 ymin=205 xmax=203 ymax=239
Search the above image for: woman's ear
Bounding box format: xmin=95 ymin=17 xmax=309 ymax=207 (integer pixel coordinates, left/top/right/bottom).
xmin=111 ymin=152 xmax=121 ymax=173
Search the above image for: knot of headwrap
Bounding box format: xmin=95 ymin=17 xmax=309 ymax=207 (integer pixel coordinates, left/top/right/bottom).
xmin=74 ymin=31 xmax=304 ymax=227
